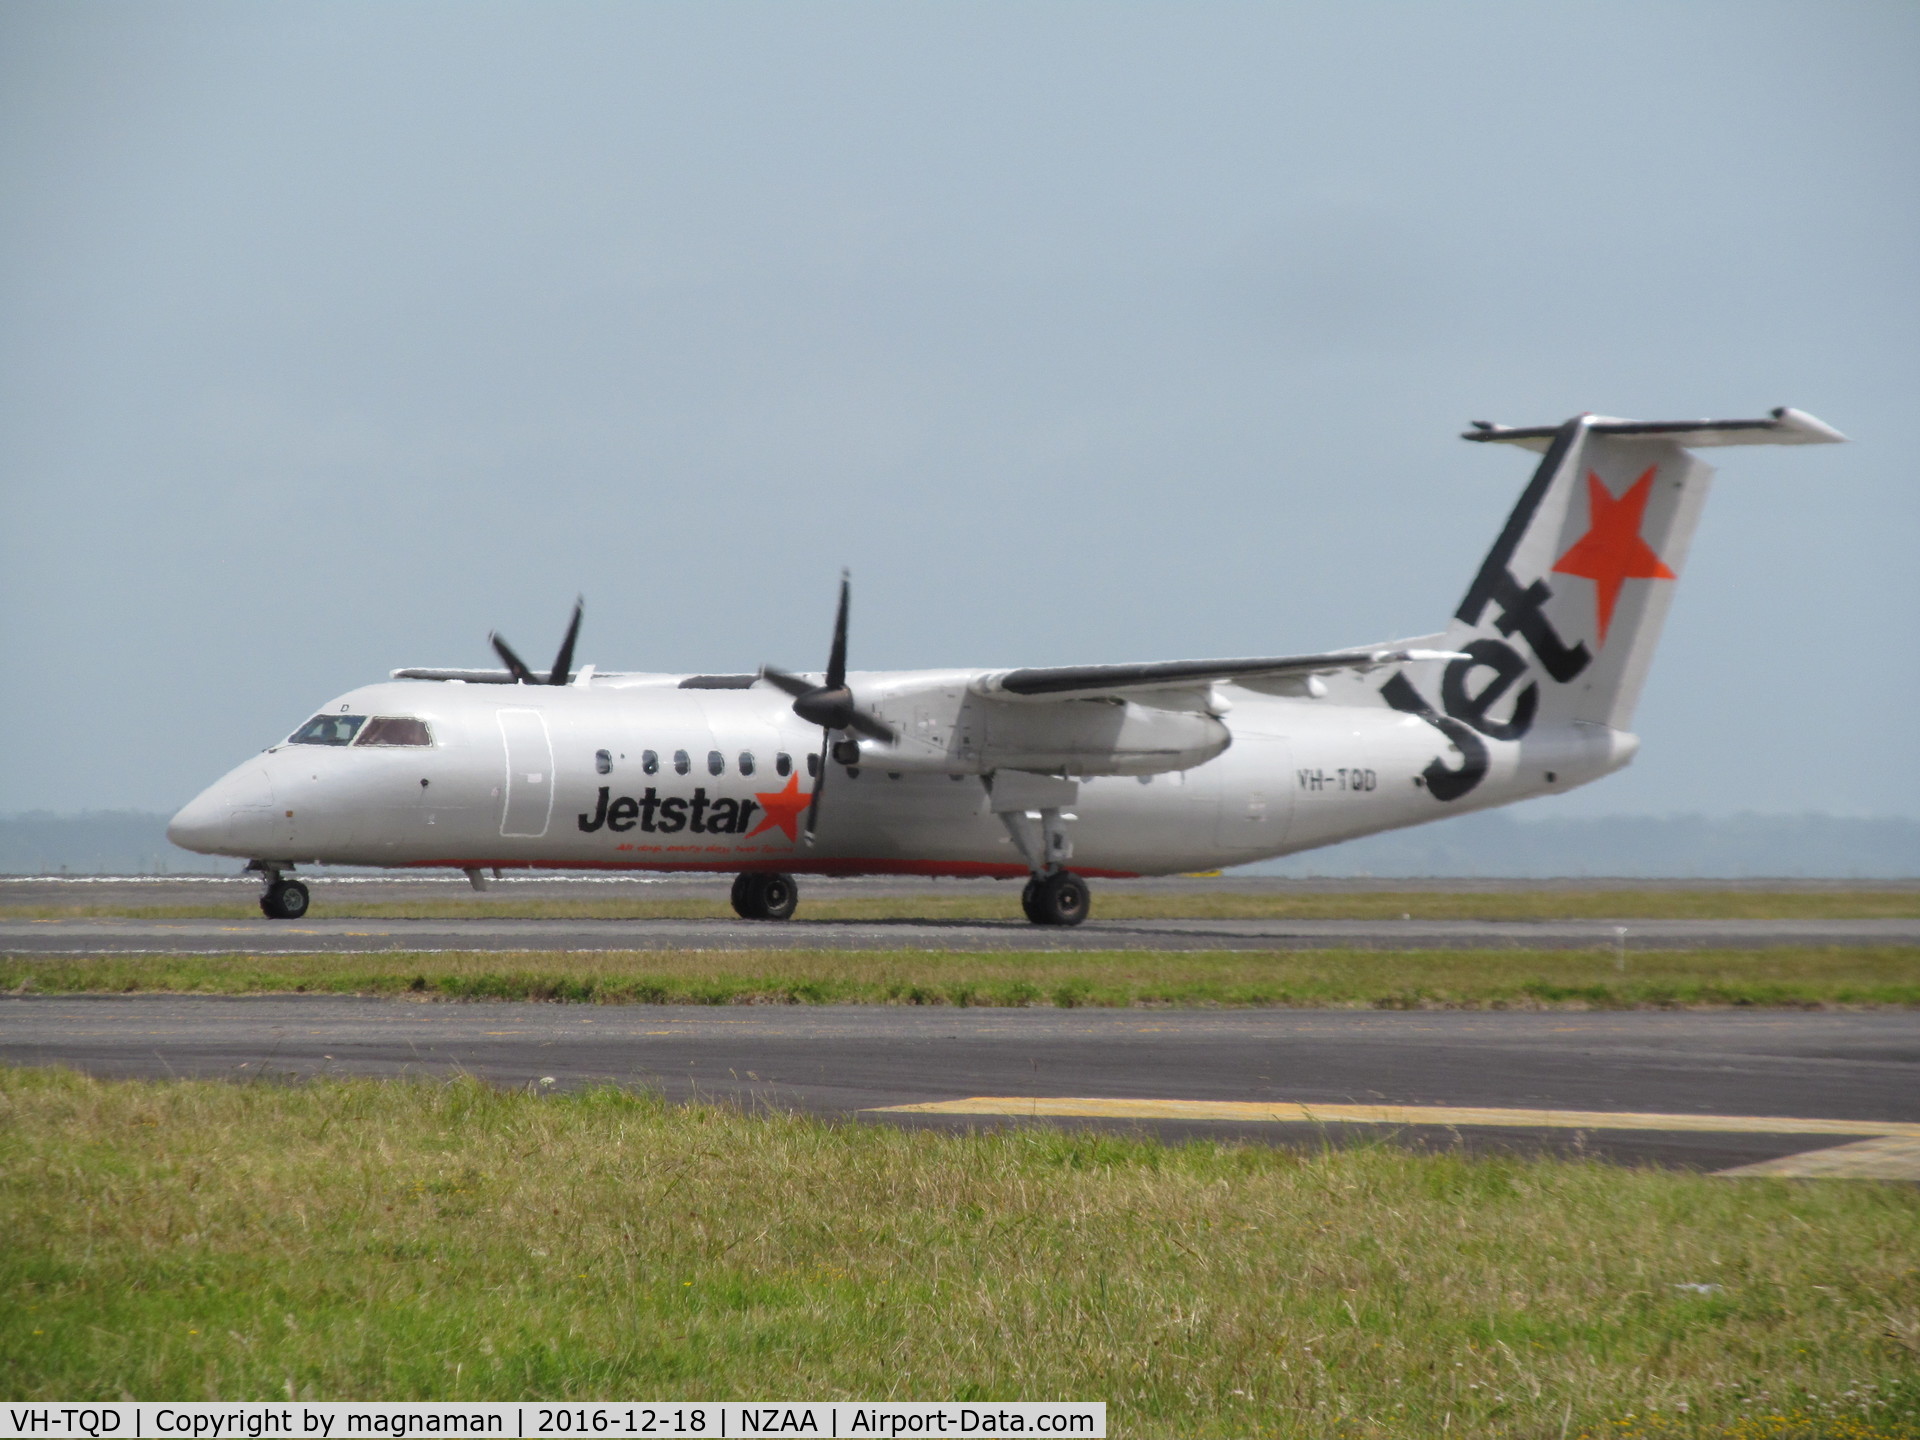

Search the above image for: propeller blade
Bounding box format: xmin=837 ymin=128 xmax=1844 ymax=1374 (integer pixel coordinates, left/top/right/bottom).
xmin=548 ymin=598 xmax=584 ymax=685
xmin=845 ymin=708 xmax=897 ymax=743
xmin=791 ymin=686 xmax=852 ymax=731
xmin=764 ymin=572 xmax=896 ymax=753
xmin=824 ymin=570 xmax=850 ymax=692
xmin=489 ymin=633 xmax=539 ymax=685
xmin=759 ymin=666 xmax=815 ymax=700
xmin=803 ymin=733 xmax=832 ymax=844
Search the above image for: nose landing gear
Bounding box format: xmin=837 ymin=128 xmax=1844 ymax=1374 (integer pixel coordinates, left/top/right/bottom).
xmin=247 ymin=861 xmax=309 ymax=919
xmin=259 ymin=877 xmax=310 ymax=919
xmin=731 ymin=871 xmax=799 ymax=921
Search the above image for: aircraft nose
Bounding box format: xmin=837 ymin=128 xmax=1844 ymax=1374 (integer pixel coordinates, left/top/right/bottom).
xmin=167 ymin=764 xmax=276 ymax=856
xmin=166 ymin=787 xmax=230 ymax=854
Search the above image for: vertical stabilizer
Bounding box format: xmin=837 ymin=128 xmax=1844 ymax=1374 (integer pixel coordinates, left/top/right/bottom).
xmin=1378 ymin=409 xmax=1843 ymax=805
xmin=1444 ymin=409 xmax=1842 ymax=732
xmin=1449 ymin=419 xmax=1711 ymax=730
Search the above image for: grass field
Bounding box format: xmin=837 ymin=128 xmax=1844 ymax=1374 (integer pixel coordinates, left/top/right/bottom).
xmin=8 ymin=888 xmax=1919 ymax=922
xmin=2 ymin=1066 xmax=1916 ymax=1437
xmin=6 ymin=945 xmax=1918 ymax=1009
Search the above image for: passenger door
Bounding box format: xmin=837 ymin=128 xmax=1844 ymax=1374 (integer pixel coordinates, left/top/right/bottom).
xmin=498 ymin=709 xmax=556 ymax=838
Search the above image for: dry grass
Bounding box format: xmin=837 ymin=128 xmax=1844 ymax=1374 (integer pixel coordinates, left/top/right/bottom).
xmin=2 ymin=1066 xmax=1916 ymax=1436
xmin=9 ymin=888 xmax=1919 ymax=922
xmin=5 ymin=945 xmax=1918 ymax=1009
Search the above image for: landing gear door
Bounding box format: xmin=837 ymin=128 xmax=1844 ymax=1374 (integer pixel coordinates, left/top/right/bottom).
xmin=1212 ymin=730 xmax=1295 ymax=853
xmin=498 ymin=709 xmax=555 ymax=838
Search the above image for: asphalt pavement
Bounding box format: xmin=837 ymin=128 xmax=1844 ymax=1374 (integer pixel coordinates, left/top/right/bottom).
xmin=9 ymin=876 xmax=1913 ymax=954
xmin=6 ymin=995 xmax=1917 ymax=1175
xmin=10 ymin=913 xmax=1919 ymax=953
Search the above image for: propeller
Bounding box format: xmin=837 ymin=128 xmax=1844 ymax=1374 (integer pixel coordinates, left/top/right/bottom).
xmin=490 ymin=598 xmax=584 ymax=685
xmin=761 ymin=572 xmax=897 ymax=841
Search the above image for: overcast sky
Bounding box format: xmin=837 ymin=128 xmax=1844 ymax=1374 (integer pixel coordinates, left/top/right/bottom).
xmin=2 ymin=2 xmax=1915 ymax=820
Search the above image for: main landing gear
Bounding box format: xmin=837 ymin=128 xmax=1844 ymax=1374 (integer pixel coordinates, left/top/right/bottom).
xmin=251 ymin=864 xmax=310 ymax=920
xmin=731 ymin=871 xmax=799 ymax=921
xmin=1021 ymin=870 xmax=1090 ymax=927
xmin=990 ymin=779 xmax=1092 ymax=927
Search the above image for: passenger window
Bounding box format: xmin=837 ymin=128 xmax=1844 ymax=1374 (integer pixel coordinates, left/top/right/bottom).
xmin=707 ymin=750 xmax=725 ymax=776
xmin=673 ymin=749 xmax=691 ymax=776
xmin=738 ymin=751 xmax=755 ymax=776
xmin=595 ymin=749 xmax=613 ymax=775
xmin=356 ymin=716 xmax=433 ymax=747
xmin=806 ymin=751 xmax=819 ymax=778
xmin=642 ymin=750 xmax=659 ymax=776
xmin=289 ymin=715 xmax=366 ymax=746
xmin=776 ymin=753 xmax=792 ymax=777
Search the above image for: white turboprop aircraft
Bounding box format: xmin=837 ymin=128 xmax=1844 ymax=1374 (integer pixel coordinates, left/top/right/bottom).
xmin=169 ymin=408 xmax=1843 ymax=924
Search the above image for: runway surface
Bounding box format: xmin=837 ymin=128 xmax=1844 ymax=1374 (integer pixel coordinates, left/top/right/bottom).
xmin=7 ymin=914 xmax=1916 ymax=954
xmin=6 ymin=995 xmax=1917 ymax=1176
xmin=8 ymin=876 xmax=1913 ymax=955
xmin=15 ymin=925 xmax=1920 ymax=960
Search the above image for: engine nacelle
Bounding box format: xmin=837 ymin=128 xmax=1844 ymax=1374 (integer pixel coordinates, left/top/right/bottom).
xmin=972 ymin=695 xmax=1228 ymax=775
xmin=857 ymin=685 xmax=1230 ymax=777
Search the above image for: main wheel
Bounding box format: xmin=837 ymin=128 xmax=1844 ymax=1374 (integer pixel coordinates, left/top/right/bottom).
xmin=756 ymin=872 xmax=799 ymax=921
xmin=1026 ymin=871 xmax=1090 ymax=927
xmin=730 ymin=872 xmax=799 ymax=921
xmin=260 ymin=879 xmax=309 ymax=920
xmin=1020 ymin=876 xmax=1043 ymax=923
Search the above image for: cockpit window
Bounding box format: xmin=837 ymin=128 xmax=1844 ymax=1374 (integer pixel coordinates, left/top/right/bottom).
xmin=289 ymin=715 xmax=366 ymax=746
xmin=356 ymin=716 xmax=434 ymax=747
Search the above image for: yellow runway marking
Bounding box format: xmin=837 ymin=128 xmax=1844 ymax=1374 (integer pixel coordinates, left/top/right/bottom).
xmin=868 ymin=1096 xmax=1920 ymax=1141
xmin=1717 ymin=1134 xmax=1920 ymax=1180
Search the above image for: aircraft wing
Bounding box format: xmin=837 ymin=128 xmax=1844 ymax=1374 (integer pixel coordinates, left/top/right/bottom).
xmin=972 ymin=642 xmax=1461 ymax=703
xmin=390 ymin=667 xmax=521 ymax=683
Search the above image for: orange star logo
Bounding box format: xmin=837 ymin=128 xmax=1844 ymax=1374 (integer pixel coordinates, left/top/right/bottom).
xmin=746 ymin=772 xmax=813 ymax=842
xmin=1551 ymin=467 xmax=1676 ymax=647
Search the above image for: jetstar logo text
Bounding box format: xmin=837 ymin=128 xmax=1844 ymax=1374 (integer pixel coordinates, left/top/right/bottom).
xmin=577 ymin=786 xmax=762 ymax=836
xmin=1383 ymin=426 xmax=1610 ymax=803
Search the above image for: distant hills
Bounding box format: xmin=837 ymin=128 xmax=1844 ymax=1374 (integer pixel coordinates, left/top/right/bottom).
xmin=0 ymin=811 xmax=228 ymax=876
xmin=2 ymin=809 xmax=1916 ymax=879
xmin=1247 ymin=810 xmax=1920 ymax=879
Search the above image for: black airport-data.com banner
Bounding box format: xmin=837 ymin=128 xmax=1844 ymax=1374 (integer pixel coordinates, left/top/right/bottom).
xmin=3 ymin=1404 xmax=1104 ymax=1440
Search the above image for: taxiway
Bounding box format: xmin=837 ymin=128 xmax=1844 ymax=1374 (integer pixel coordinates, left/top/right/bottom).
xmin=5 ymin=875 xmax=1915 ymax=954
xmin=5 ymin=995 xmax=1916 ymax=1176
xmin=9 ymin=913 xmax=1915 ymax=954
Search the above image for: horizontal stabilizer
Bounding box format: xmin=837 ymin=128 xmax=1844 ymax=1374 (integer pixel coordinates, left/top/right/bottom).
xmin=1463 ymin=407 xmax=1845 ymax=453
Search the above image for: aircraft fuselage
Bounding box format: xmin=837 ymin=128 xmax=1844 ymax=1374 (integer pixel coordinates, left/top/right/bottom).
xmin=165 ymin=407 xmax=1842 ymax=920
xmin=166 ymin=672 xmax=1633 ymax=878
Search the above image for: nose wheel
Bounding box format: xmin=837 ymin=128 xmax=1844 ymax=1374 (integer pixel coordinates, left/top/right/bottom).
xmin=1021 ymin=870 xmax=1090 ymax=926
xmin=260 ymin=878 xmax=310 ymax=920
xmin=731 ymin=871 xmax=799 ymax=921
